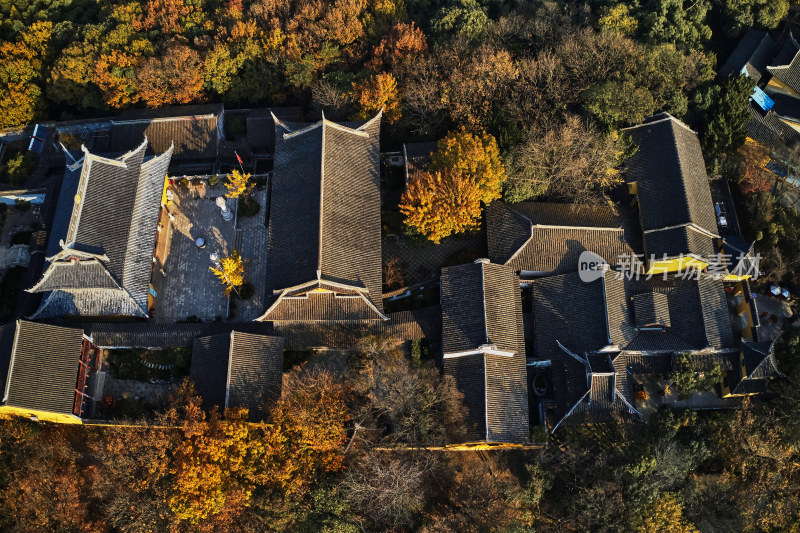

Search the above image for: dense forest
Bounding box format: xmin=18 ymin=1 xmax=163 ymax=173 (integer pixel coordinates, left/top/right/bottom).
xmin=3 ymin=0 xmax=800 ymax=531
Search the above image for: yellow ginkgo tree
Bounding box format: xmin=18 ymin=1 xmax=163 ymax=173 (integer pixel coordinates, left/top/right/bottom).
xmin=210 ymin=250 xmax=245 ymax=296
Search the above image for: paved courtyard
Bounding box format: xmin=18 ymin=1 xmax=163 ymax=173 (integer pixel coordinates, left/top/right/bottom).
xmin=232 ymin=188 xmax=269 ymax=321
xmin=152 ymin=184 xmax=236 ymax=321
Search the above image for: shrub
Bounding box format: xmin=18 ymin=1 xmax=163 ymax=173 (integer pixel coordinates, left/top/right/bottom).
xmin=239 ymin=197 xmax=260 ymax=217
xmin=3 ymin=152 xmax=35 ymax=186
xmin=236 ymin=281 xmax=255 ymax=300
xmin=208 ymin=174 xmax=220 ymax=186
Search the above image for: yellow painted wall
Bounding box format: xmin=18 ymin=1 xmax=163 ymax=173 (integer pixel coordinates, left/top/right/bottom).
xmin=766 ymin=77 xmax=800 ymax=99
xmin=0 ymin=406 xmax=82 ymax=424
xmin=731 ymin=281 xmax=755 ymax=340
xmin=647 ymin=256 xmax=708 ymax=275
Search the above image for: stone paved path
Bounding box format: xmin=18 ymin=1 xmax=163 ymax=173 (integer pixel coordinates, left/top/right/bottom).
xmin=152 ymin=184 xmax=235 ymax=321
xmin=234 ymin=188 xmax=269 ymax=321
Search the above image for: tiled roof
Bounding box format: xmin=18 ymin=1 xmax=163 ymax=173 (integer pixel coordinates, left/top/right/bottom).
xmin=746 ymin=100 xmax=800 ymax=150
xmin=70 ymin=306 xmax=438 ymax=350
xmin=643 ymin=225 xmax=717 ymax=261
xmin=3 ymin=321 xmax=84 ymax=416
xmin=717 ymin=30 xmax=776 ymax=82
xmin=29 ymin=140 xmax=172 ymax=318
xmin=742 ymin=340 xmax=780 ymax=379
xmin=260 ymin=285 xmax=385 ymax=322
xmin=440 ymin=261 xmax=529 ymax=443
xmin=624 ymin=114 xmax=719 ymax=259
xmin=403 ymin=142 xmax=437 ymax=183
xmin=633 ymin=292 xmax=671 ymax=327
xmin=246 ymin=107 xmax=304 ymax=153
xmin=190 ymin=331 xmax=284 ymax=421
xmin=767 ymin=34 xmax=800 ymax=94
xmin=111 ymin=104 xmax=221 ymax=159
xmin=266 ymin=113 xmax=383 ymax=314
xmin=550 ymin=347 xmax=640 ymax=431
xmin=487 ymin=202 xmax=639 ymax=275
xmin=768 ymin=91 xmax=800 ymax=123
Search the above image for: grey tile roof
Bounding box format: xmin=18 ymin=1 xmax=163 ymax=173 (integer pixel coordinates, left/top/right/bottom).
xmin=440 ymin=261 xmax=529 ymax=443
xmin=624 ymin=114 xmax=719 ymax=259
xmin=746 ymin=100 xmax=800 ymax=150
xmin=266 ymin=113 xmax=383 ymax=315
xmin=403 ymin=141 xmax=437 ymax=183
xmin=443 ymin=354 xmax=486 ymax=440
xmin=3 ymin=321 xmax=85 ymax=416
xmin=643 ymin=225 xmax=717 ymax=261
xmin=261 ymin=285 xmax=385 ymax=321
xmin=111 ymin=104 xmax=221 ymax=159
xmin=70 ymin=306 xmax=438 ymax=350
xmin=718 ymin=30 xmax=776 ymax=82
xmin=487 ymin=202 xmax=639 ymax=275
xmin=190 ymin=331 xmax=284 ymax=421
xmin=742 ymin=340 xmax=780 ymax=379
xmin=767 ymin=34 xmax=800 ymax=94
xmin=246 ymin=107 xmax=304 ymax=153
xmin=767 ymin=91 xmax=800 ymax=123
xmin=633 ymin=292 xmax=671 ymax=327
xmin=29 ymin=141 xmax=173 ymax=318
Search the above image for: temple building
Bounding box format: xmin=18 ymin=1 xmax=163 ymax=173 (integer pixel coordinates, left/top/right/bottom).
xmin=257 ymin=112 xmax=385 ymax=322
xmin=28 ymin=139 xmax=172 ymax=319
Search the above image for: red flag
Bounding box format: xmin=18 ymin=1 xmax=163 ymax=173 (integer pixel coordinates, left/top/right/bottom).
xmin=236 ymin=152 xmax=244 ymax=165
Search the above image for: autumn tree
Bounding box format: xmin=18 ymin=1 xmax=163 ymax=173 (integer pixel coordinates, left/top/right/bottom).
xmin=210 ymin=249 xmax=246 ymax=295
xmin=347 ymin=336 xmax=467 ymax=445
xmin=400 ymin=168 xmax=483 ymax=243
xmin=366 ymin=22 xmax=427 ymax=71
xmin=504 ymin=115 xmax=628 ymax=204
xmin=94 ymin=50 xmax=140 ymax=109
xmin=400 ymin=128 xmax=505 ymax=242
xmin=0 ymin=21 xmax=52 ymax=128
xmin=135 ymin=42 xmax=205 ymax=107
xmin=735 ymin=141 xmax=774 ymax=195
xmin=635 ymin=493 xmax=699 ymax=533
xmin=598 ymin=4 xmax=638 ymax=36
xmin=350 ymin=72 xmax=401 ymax=124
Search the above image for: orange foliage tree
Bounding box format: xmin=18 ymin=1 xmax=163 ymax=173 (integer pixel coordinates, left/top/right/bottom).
xmin=400 ymin=128 xmax=505 ymax=242
xmin=134 ymin=0 xmax=206 ymax=33
xmin=94 ymin=50 xmax=140 ymax=109
xmin=0 ymin=21 xmax=53 ymax=128
xmin=737 ymin=141 xmax=774 ymax=195
xmin=400 ymin=168 xmax=484 ymax=243
xmin=431 ymin=127 xmax=506 ymax=204
xmin=135 ymin=42 xmax=205 ymax=107
xmin=366 ymin=22 xmax=427 ymax=71
xmin=351 ymin=72 xmax=401 ymax=123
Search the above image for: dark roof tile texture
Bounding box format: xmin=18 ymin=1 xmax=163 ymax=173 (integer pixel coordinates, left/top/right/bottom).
xmin=718 ymin=30 xmax=776 ymax=82
xmin=625 ymin=115 xmax=718 ymax=258
xmin=267 ymin=116 xmax=383 ymax=310
xmin=4 ymin=321 xmax=84 ymax=415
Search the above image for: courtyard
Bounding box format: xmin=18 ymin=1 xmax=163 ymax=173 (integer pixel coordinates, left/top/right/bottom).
xmin=150 ymin=181 xmax=268 ymax=322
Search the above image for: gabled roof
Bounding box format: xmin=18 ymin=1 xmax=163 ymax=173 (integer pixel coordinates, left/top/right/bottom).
xmin=111 ymin=103 xmax=222 ymax=159
xmin=258 ymin=281 xmax=386 ymax=322
xmin=29 ymin=139 xmax=172 ymax=318
xmin=2 ymin=321 xmax=85 ymax=416
xmin=550 ymin=347 xmax=640 ymax=432
xmin=718 ymin=30 xmax=776 ymax=82
xmin=624 ymin=114 xmax=719 ymax=260
xmin=190 ymin=331 xmax=284 ymax=421
xmin=403 ymin=141 xmax=437 ymax=183
xmin=767 ymin=33 xmax=800 ymax=94
xmin=246 ymin=107 xmax=304 ymax=152
xmin=266 ymin=112 xmax=383 ymax=313
xmin=746 ymin=100 xmax=800 ymax=150
xmin=768 ymin=91 xmax=800 ymax=123
xmin=441 ymin=261 xmax=528 ymax=443
xmin=487 ymin=202 xmax=640 ymax=275
xmin=531 ymin=272 xmax=736 ymax=368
